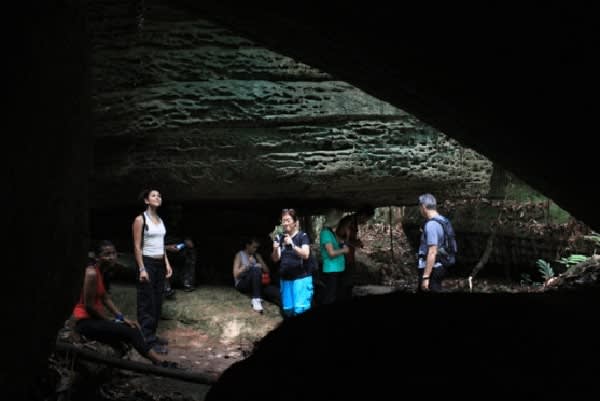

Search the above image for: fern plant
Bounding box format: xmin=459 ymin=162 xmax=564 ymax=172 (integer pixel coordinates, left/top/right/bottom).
xmin=536 ymin=259 xmax=555 ymax=281
xmin=557 ymin=254 xmax=588 ymax=268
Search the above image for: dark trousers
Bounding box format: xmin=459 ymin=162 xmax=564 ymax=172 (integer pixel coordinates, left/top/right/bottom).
xmin=235 ymin=265 xmax=262 ymax=298
xmin=236 ymin=266 xmax=281 ymax=305
xmin=181 ymin=262 xmax=195 ymax=288
xmin=321 ymin=271 xmax=343 ymax=305
xmin=417 ymin=266 xmax=447 ymax=293
xmin=75 ymin=319 xmax=150 ymax=356
xmin=137 ymin=256 xmax=165 ymax=346
xmin=166 ymin=251 xmax=196 ymax=290
xmin=339 ymin=260 xmax=355 ymax=301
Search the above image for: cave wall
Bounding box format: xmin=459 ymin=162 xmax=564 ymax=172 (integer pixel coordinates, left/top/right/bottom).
xmin=178 ymin=1 xmax=600 ymax=233
xmin=88 ymin=0 xmax=492 ymax=208
xmin=6 ymin=2 xmax=91 ymax=398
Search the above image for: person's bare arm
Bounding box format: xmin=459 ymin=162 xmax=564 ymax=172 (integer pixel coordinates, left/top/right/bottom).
xmin=422 ymin=245 xmax=438 ymax=291
xmin=132 ymin=215 xmax=149 ymax=282
xmin=165 ymin=243 xmax=180 ymax=253
xmin=233 ymin=252 xmax=246 ymax=280
xmin=324 ymin=242 xmax=349 ymax=258
xmin=294 ymin=244 xmax=310 ymax=260
xmin=83 ymin=268 xmax=107 ymax=320
xmin=164 ymin=253 xmax=173 ymax=278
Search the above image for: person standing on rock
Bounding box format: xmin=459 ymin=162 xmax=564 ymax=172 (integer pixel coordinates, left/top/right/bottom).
xmin=336 ymin=205 xmax=375 ymax=300
xmin=319 ymin=209 xmax=349 ymax=305
xmin=272 ymin=208 xmax=313 ymax=318
xmin=416 ymin=193 xmax=448 ymax=292
xmin=132 ymin=188 xmax=173 ymax=354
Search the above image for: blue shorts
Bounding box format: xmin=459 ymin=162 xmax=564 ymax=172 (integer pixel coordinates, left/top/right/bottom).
xmin=280 ymin=275 xmax=313 ymax=316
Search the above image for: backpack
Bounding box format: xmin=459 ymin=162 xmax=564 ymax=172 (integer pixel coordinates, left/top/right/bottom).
xmin=429 ymin=216 xmax=457 ymax=267
xmin=302 ymin=248 xmax=319 ymax=275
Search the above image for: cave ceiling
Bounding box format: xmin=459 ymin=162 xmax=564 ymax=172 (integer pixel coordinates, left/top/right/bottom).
xmin=90 ymin=0 xmax=493 ymax=211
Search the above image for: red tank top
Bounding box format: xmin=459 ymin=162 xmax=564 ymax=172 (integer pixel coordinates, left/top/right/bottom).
xmin=72 ymin=265 xmax=106 ymax=320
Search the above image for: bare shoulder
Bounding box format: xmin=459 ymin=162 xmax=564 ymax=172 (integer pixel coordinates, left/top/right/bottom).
xmin=132 ymin=214 xmax=144 ymax=228
xmin=85 ymin=266 xmax=97 ymax=278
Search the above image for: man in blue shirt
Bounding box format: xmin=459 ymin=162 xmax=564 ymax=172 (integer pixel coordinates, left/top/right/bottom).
xmin=417 ymin=193 xmax=448 ymax=292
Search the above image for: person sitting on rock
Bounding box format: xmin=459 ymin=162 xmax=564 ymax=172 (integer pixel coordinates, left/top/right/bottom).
xmin=72 ymin=240 xmax=177 ymax=368
xmin=233 ymin=237 xmax=279 ymax=312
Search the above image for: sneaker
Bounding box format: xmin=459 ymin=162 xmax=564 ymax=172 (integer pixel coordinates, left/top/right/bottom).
xmin=251 ymin=298 xmax=263 ymax=313
xmin=183 ymin=285 xmax=195 ymax=292
xmin=165 ymin=289 xmax=176 ymax=299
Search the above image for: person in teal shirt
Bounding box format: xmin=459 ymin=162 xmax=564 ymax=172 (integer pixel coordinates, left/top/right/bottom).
xmin=319 ymin=210 xmax=350 ymax=304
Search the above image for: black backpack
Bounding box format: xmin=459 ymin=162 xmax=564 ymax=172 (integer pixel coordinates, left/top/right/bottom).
xmin=429 ymin=216 xmax=457 ymax=267
xmin=303 ymin=248 xmax=319 ymax=275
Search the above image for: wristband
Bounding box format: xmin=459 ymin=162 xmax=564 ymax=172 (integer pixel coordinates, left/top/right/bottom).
xmin=139 ymin=267 xmax=146 ymax=272
xmin=422 ymin=276 xmax=430 ymax=279
xmin=115 ymin=313 xmax=124 ymax=322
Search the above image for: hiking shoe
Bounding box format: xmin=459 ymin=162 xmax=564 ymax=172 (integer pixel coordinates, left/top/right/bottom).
xmin=251 ymin=298 xmax=263 ymax=313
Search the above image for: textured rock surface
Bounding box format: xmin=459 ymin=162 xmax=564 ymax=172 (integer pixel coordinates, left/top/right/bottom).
xmin=89 ymin=0 xmax=492 ymax=208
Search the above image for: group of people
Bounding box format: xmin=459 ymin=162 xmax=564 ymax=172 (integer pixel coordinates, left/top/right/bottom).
xmin=70 ymin=188 xmax=452 ymax=367
xmin=70 ymin=188 xmax=182 ymax=368
xmin=319 ymin=193 xmax=453 ymax=297
xmin=232 ymin=206 xmax=376 ymax=318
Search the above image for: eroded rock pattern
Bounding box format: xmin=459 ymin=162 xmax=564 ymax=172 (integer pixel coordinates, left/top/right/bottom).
xmin=89 ymin=0 xmax=492 ymax=207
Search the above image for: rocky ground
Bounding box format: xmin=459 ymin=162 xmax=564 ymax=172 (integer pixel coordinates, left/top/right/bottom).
xmin=51 ymin=285 xmax=283 ymax=401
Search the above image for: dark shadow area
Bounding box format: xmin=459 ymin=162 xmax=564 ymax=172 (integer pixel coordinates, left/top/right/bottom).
xmin=207 ymin=289 xmax=600 ymax=400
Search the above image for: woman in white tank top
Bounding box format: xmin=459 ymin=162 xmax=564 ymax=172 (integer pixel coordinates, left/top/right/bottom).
xmin=131 ymin=188 xmax=173 ymax=352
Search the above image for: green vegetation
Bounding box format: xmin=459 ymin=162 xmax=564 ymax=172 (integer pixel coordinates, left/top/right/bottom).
xmin=557 ymin=254 xmax=589 ymax=268
xmin=583 ymin=233 xmax=600 ymax=249
xmin=536 ymin=259 xmax=555 ymax=281
xmin=503 ymin=173 xmax=571 ymax=224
